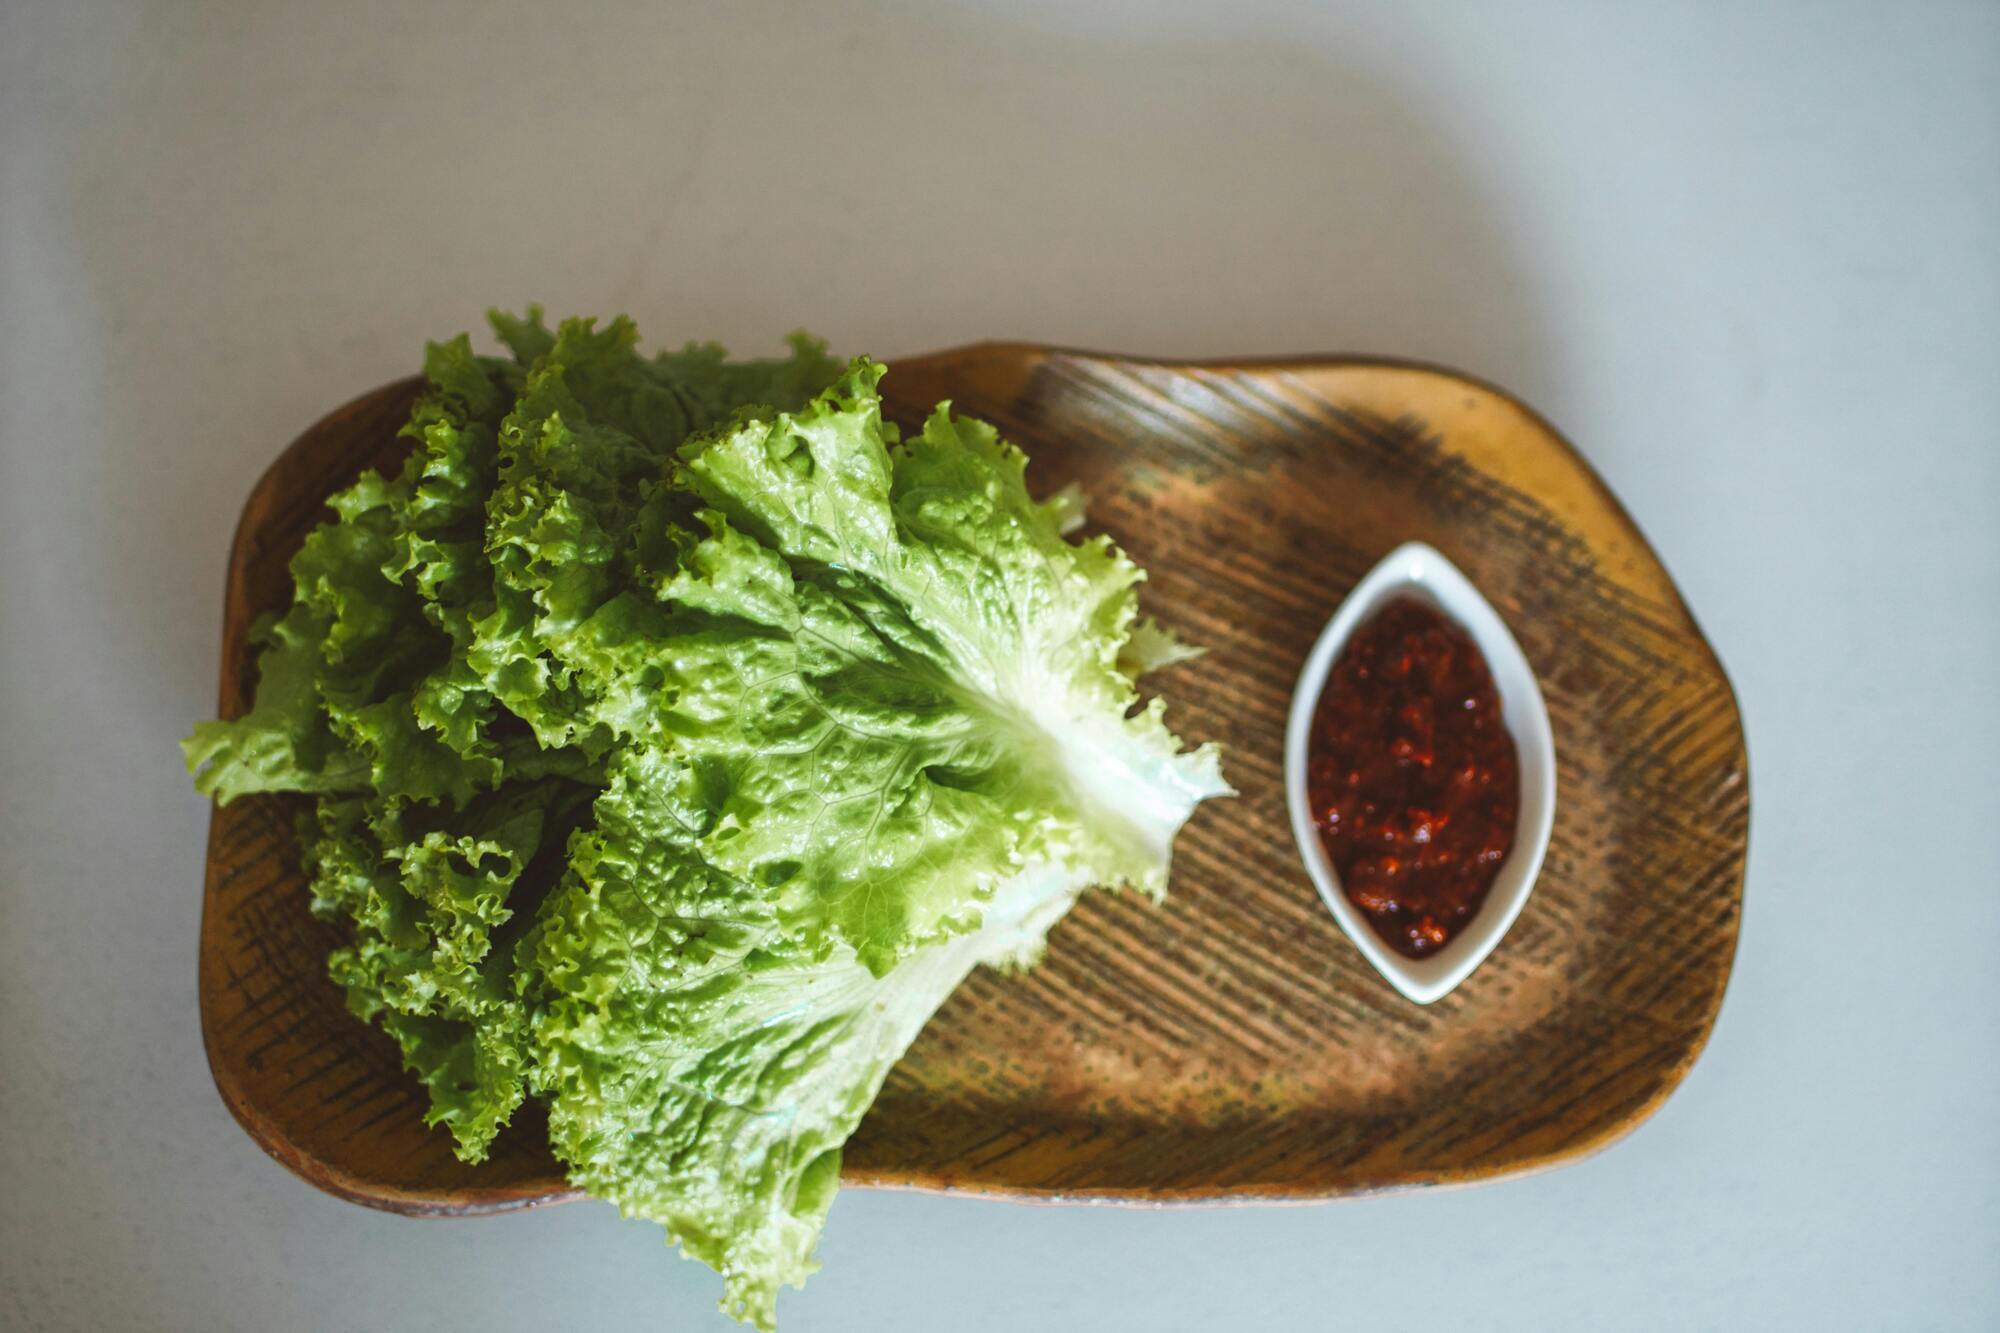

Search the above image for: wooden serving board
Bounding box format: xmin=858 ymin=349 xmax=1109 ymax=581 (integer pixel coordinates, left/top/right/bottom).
xmin=198 ymin=344 xmax=1747 ymax=1213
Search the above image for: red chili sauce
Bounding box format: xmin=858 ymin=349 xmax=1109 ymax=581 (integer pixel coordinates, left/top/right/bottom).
xmin=1307 ymin=596 xmax=1519 ymax=959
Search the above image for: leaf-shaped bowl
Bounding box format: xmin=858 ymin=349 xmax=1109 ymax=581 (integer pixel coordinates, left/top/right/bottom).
xmin=197 ymin=343 xmax=1747 ymax=1212
xmin=1286 ymin=541 xmax=1558 ymax=1005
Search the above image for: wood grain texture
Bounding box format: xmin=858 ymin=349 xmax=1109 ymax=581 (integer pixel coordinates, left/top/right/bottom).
xmin=197 ymin=344 xmax=1747 ymax=1214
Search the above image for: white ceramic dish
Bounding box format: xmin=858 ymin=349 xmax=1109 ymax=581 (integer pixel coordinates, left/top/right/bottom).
xmin=1284 ymin=542 xmax=1557 ymax=1005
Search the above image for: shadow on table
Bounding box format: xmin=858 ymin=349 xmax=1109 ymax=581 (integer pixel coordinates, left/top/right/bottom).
xmin=71 ymin=2 xmax=1553 ymax=725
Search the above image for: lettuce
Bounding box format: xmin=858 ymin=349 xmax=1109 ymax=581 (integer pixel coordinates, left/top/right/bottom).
xmin=187 ymin=311 xmax=1226 ymax=1328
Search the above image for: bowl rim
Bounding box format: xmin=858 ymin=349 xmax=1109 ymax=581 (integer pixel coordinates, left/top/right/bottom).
xmin=1283 ymin=540 xmax=1559 ymax=1004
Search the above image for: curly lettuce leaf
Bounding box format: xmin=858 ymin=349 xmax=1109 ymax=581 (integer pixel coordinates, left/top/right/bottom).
xmin=470 ymin=315 xmax=839 ymax=755
xmin=303 ymin=780 xmax=589 ymax=1157
xmin=183 ymin=603 xmax=367 ymax=802
xmin=1119 ymin=615 xmax=1207 ymax=675
xmin=185 ymin=333 xmax=520 ymax=807
xmin=522 ymin=364 xmax=1227 ymax=1325
xmin=680 ymin=363 xmax=1228 ymax=921
xmin=530 ymin=753 xmax=1089 ymax=1330
xmin=186 ymin=314 xmax=844 ymax=1162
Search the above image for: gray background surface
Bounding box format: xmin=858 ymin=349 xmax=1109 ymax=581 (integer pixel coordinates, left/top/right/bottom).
xmin=4 ymin=2 xmax=1996 ymax=1329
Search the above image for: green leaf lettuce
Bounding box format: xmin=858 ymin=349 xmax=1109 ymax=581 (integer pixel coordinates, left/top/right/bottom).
xmin=186 ymin=311 xmax=1226 ymax=1328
